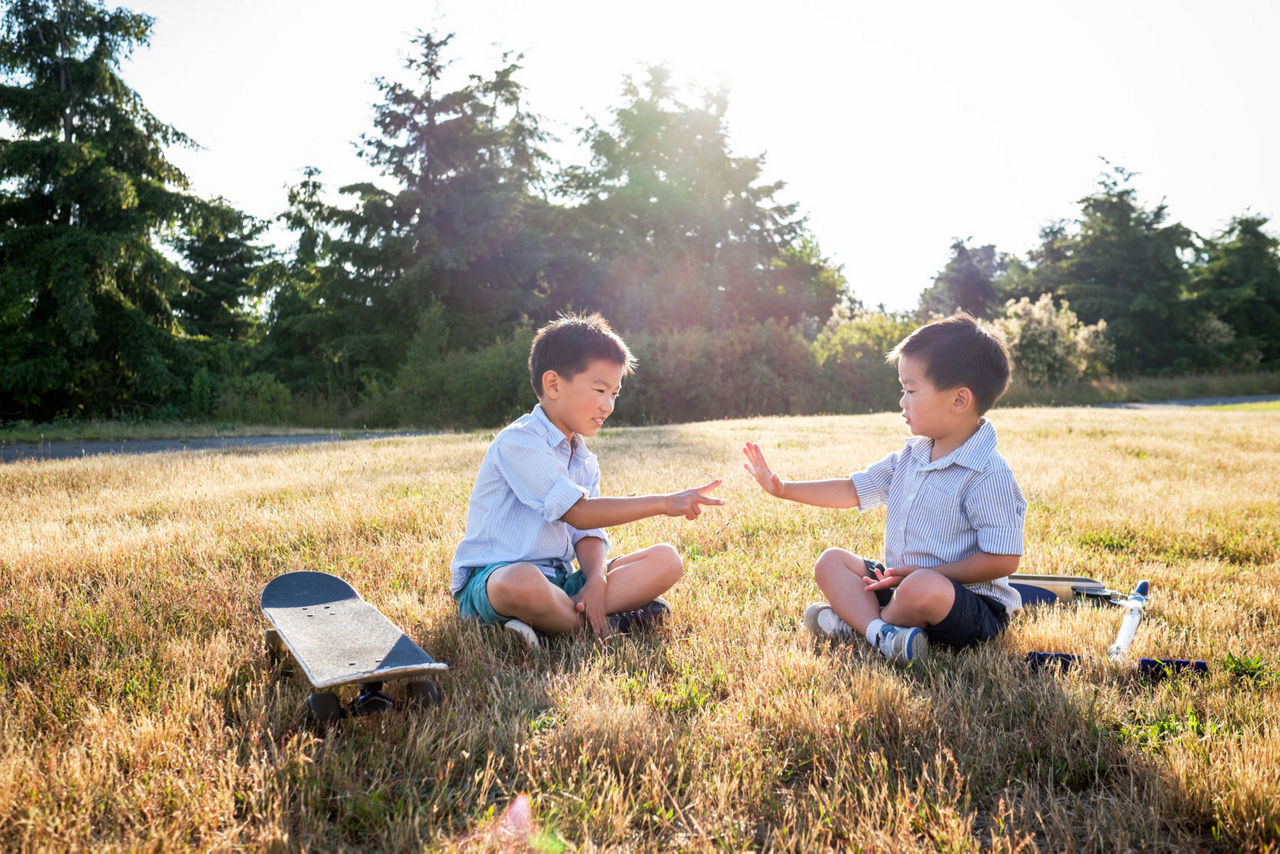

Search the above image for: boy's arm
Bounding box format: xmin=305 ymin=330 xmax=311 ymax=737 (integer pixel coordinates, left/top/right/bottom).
xmin=864 ymin=551 xmax=1020 ymax=590
xmin=561 ymin=479 xmax=724 ymax=529
xmin=742 ymin=442 xmax=860 ymax=509
xmin=925 ymin=550 xmax=1020 ymax=583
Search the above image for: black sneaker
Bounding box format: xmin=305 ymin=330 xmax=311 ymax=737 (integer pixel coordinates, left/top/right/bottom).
xmin=607 ymin=597 xmax=671 ymax=634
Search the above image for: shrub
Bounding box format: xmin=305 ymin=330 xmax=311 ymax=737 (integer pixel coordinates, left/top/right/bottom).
xmin=388 ymin=327 xmax=535 ymax=428
xmin=215 ymin=372 xmax=292 ymax=424
xmin=812 ymin=309 xmax=915 ymax=413
xmin=619 ymin=321 xmax=819 ymax=424
xmin=188 ymin=366 xmax=217 ymax=417
xmin=993 ymin=294 xmax=1112 ymax=386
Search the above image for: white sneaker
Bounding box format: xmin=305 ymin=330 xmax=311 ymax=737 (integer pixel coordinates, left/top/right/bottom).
xmin=873 ymin=624 xmax=927 ymax=664
xmin=503 ymin=618 xmax=544 ymax=650
xmin=803 ymin=603 xmax=854 ymax=641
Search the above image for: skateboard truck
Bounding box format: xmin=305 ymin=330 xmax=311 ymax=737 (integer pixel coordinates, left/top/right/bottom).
xmin=306 ymin=679 xmax=442 ymax=724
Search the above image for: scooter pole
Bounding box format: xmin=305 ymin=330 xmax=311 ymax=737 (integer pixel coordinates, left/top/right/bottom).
xmin=1107 ymin=580 xmax=1149 ymax=663
xmin=1027 ymin=579 xmax=1208 ymax=680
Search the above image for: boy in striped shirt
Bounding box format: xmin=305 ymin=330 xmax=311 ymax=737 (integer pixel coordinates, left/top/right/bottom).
xmin=743 ymin=312 xmax=1026 ymax=664
xmin=451 ymin=312 xmax=723 ymax=648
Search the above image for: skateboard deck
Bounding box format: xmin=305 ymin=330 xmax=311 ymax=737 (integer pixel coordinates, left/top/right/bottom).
xmin=260 ymin=571 xmax=447 ymax=692
xmin=1009 ymin=573 xmax=1126 ymax=606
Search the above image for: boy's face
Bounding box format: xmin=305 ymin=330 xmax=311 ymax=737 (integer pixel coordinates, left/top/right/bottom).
xmin=539 ymin=357 xmax=625 ymax=439
xmin=897 ymin=353 xmax=964 ymax=439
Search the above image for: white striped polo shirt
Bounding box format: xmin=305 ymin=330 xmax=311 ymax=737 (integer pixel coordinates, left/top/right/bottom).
xmin=850 ymin=418 xmax=1026 ymax=614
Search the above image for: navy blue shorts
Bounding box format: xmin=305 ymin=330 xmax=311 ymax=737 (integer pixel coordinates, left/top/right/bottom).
xmin=865 ymin=558 xmax=1009 ymax=651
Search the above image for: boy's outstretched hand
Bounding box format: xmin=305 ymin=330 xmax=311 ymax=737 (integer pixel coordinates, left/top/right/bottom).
xmin=742 ymin=442 xmax=784 ymax=497
xmin=665 ymin=479 xmax=724 ymax=520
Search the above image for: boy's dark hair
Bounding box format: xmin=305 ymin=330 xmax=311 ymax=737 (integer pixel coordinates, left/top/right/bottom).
xmin=887 ymin=312 xmax=1012 ymax=415
xmin=529 ymin=312 xmax=636 ymax=397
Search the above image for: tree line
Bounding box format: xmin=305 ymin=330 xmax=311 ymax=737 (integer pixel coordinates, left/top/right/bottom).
xmin=2 ymin=1 xmax=1277 ymax=426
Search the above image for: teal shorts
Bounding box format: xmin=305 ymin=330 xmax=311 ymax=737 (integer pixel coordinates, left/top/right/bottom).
xmin=455 ymin=559 xmax=587 ymax=625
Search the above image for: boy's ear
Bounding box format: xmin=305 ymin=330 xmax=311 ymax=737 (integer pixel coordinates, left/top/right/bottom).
xmin=950 ymin=386 xmax=974 ymax=414
xmin=541 ymin=370 xmax=562 ymax=399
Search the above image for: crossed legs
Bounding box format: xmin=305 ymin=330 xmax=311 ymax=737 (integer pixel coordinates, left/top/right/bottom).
xmin=485 ymin=543 xmax=683 ymax=635
xmin=813 ymin=547 xmax=955 ymax=635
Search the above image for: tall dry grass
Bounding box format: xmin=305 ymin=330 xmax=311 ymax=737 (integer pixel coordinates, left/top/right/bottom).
xmin=1 ymin=408 xmax=1278 ymax=850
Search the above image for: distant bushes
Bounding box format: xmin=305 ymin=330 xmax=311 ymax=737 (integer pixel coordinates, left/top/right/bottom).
xmin=620 ymin=322 xmax=820 ymax=424
xmin=215 ymin=373 xmax=293 ymax=424
xmin=993 ymin=295 xmax=1111 ymax=386
xmin=813 ymin=310 xmax=917 ymax=413
xmin=281 ymin=299 xmax=1279 ymax=429
xmin=381 ymin=313 xmax=915 ymax=428
xmin=385 ymin=326 xmax=535 ymax=429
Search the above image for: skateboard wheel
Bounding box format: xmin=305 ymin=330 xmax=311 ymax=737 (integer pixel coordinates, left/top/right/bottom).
xmin=308 ymin=692 xmax=343 ymax=724
xmin=402 ymin=679 xmax=441 ymax=709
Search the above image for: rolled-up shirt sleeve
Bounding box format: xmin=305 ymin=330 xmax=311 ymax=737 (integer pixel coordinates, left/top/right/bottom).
xmin=850 ymin=447 xmax=901 ymax=512
xmin=493 ymin=430 xmax=588 ymax=522
xmin=965 ymin=469 xmax=1027 ymax=555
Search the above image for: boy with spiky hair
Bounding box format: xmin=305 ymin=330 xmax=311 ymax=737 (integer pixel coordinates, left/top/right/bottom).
xmin=451 ymin=312 xmax=723 ymax=648
xmin=743 ymin=312 xmax=1025 ymax=664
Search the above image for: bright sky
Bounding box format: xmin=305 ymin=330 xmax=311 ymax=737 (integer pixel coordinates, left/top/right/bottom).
xmin=121 ymin=0 xmax=1280 ymax=312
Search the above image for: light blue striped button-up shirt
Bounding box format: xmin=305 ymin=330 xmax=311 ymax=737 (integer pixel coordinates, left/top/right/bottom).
xmin=851 ymin=418 xmax=1026 ymax=614
xmin=450 ymin=405 xmax=609 ymax=595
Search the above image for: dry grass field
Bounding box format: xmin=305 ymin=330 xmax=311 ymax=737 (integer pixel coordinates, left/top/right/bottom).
xmin=2 ymin=407 xmax=1278 ymax=851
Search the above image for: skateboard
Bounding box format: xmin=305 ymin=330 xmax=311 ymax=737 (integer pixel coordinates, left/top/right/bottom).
xmin=260 ymin=571 xmax=448 ymax=722
xmin=1008 ymin=573 xmax=1130 ymax=606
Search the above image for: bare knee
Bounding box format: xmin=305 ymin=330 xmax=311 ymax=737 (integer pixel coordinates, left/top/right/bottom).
xmin=814 ymin=548 xmax=868 ymax=585
xmin=892 ymin=569 xmax=953 ymax=612
xmin=487 ymin=563 xmax=555 ymax=615
xmin=652 ymin=542 xmax=683 ymax=585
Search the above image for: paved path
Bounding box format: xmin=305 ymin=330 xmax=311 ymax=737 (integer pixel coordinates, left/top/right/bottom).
xmin=0 ymin=431 xmax=432 ymax=464
xmin=2 ymin=393 xmax=1275 ymax=464
xmin=1094 ymin=394 xmax=1280 ymax=410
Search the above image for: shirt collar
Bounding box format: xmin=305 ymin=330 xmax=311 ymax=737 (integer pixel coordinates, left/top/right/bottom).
xmin=912 ymin=418 xmax=998 ymax=471
xmin=531 ymin=403 xmax=582 ymax=452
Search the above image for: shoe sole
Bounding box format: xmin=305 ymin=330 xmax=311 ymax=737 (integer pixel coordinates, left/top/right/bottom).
xmin=895 ymin=627 xmax=927 ymax=663
xmin=503 ymin=619 xmax=543 ymax=650
xmin=804 ymin=602 xmax=856 ymax=641
xmin=803 ymin=603 xmax=828 ymax=637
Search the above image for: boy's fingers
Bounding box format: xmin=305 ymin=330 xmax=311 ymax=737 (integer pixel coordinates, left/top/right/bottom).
xmin=697 ymin=478 xmax=723 ymax=494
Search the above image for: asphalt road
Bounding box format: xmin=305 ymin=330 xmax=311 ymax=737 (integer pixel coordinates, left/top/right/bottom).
xmin=1093 ymin=394 xmax=1280 ymax=409
xmin=0 ymin=431 xmax=433 ymax=464
xmin=2 ymin=394 xmax=1275 ymax=464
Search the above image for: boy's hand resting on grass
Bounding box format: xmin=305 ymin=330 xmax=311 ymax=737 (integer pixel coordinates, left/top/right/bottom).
xmin=742 ymin=442 xmax=784 ymax=497
xmin=665 ymin=480 xmax=725 ymax=520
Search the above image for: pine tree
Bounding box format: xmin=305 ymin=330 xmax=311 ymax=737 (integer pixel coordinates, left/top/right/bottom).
xmin=0 ymin=0 xmax=194 ymax=418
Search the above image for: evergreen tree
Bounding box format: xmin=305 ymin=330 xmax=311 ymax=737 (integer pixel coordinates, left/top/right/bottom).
xmin=916 ymin=240 xmax=1004 ymax=320
xmin=1190 ymin=215 xmax=1280 ymax=367
xmin=0 ymin=0 xmax=195 ymax=418
xmin=1008 ymin=167 xmax=1194 ymax=373
xmin=170 ymin=197 xmax=273 ymax=343
xmin=558 ymin=67 xmax=844 ymax=331
xmin=266 ymin=32 xmax=554 ymax=401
